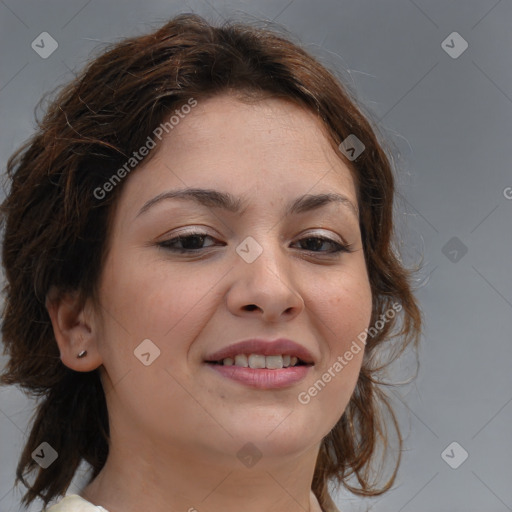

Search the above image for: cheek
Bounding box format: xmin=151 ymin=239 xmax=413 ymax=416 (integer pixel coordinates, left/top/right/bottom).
xmin=299 ymin=280 xmax=370 ymax=433
xmin=97 ymin=255 xmax=225 ymax=381
xmin=307 ymin=267 xmax=372 ymax=390
xmin=310 ymin=265 xmax=372 ymax=338
xmin=96 ymin=258 xmax=217 ymax=399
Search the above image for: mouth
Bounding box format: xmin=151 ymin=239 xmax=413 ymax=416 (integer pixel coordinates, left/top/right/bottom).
xmin=205 ymin=354 xmax=313 ymax=369
xmin=204 ymin=337 xmax=316 ymax=366
xmin=203 ymin=338 xmax=315 ymax=389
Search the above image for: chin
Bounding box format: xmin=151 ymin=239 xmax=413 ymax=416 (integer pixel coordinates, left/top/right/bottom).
xmin=225 ymin=422 xmax=319 ymax=458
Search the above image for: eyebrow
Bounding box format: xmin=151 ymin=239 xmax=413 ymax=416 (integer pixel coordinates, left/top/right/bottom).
xmin=135 ymin=188 xmax=359 ymax=219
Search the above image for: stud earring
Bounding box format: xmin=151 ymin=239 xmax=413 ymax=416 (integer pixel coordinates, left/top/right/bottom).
xmin=77 ymin=350 xmax=87 ymax=359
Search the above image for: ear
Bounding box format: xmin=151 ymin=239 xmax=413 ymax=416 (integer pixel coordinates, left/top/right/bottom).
xmin=45 ymin=286 xmax=103 ymax=372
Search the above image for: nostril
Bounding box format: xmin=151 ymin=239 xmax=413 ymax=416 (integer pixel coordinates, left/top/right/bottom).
xmin=244 ymin=304 xmax=259 ymax=311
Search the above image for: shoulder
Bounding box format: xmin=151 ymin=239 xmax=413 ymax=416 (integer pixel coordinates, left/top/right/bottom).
xmin=44 ymin=494 xmax=110 ymax=512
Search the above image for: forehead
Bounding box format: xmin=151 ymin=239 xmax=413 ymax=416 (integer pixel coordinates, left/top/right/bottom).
xmin=116 ymin=94 xmax=358 ymax=217
xmin=168 ymin=94 xmax=339 ymax=162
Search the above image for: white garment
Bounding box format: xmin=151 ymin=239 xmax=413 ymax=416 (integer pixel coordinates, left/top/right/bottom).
xmin=44 ymin=490 xmax=337 ymax=512
xmin=44 ymin=494 xmax=110 ymax=512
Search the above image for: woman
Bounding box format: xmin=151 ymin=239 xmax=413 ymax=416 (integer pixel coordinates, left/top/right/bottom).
xmin=0 ymin=13 xmax=422 ymax=512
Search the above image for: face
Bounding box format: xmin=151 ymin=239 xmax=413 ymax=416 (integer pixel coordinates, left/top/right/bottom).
xmin=91 ymin=94 xmax=372 ymax=468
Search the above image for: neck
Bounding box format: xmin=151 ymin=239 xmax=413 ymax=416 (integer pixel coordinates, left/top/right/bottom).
xmin=82 ymin=436 xmax=325 ymax=512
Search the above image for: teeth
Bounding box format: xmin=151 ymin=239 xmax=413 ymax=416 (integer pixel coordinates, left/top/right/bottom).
xmin=265 ymin=355 xmax=283 ymax=369
xmin=220 ymin=354 xmax=301 ymax=369
xmin=234 ymin=354 xmax=248 ymax=367
xmin=248 ymin=354 xmax=266 ymax=369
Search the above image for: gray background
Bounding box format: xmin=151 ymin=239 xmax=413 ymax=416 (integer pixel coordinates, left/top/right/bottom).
xmin=1 ymin=1 xmax=511 ymax=511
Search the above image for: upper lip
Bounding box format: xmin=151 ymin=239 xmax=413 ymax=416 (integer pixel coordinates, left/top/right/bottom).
xmin=204 ymin=338 xmax=316 ymax=364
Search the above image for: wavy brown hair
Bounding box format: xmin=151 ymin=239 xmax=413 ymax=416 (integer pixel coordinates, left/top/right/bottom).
xmin=0 ymin=13 xmax=422 ymax=512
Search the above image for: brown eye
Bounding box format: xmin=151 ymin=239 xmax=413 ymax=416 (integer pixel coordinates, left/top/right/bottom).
xmin=158 ymin=233 xmax=220 ymax=252
xmin=292 ymin=236 xmax=351 ymax=254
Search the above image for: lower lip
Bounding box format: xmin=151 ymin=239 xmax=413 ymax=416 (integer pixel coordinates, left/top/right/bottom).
xmin=205 ymin=363 xmax=312 ymax=389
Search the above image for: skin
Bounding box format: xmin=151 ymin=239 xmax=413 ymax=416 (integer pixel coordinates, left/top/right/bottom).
xmin=46 ymin=93 xmax=373 ymax=512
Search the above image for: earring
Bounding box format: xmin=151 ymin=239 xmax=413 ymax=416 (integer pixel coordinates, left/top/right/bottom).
xmin=77 ymin=350 xmax=87 ymax=359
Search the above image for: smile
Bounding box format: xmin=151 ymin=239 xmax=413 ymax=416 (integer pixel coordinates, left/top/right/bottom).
xmin=205 ymin=358 xmax=313 ymax=389
xmin=207 ymin=353 xmax=312 ymax=369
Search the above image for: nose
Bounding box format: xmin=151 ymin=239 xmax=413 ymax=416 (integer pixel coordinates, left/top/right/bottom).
xmin=226 ymin=238 xmax=305 ymax=323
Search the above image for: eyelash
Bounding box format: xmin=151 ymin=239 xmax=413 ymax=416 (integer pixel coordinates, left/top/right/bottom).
xmin=157 ymin=231 xmax=353 ymax=256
